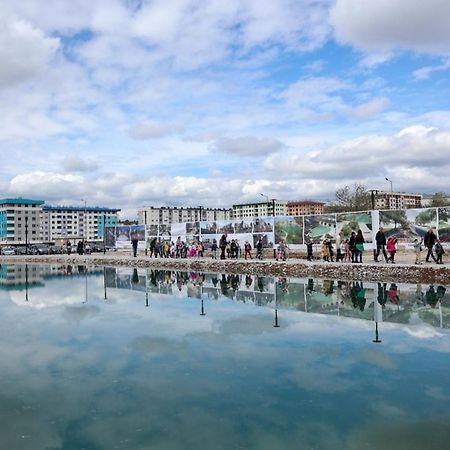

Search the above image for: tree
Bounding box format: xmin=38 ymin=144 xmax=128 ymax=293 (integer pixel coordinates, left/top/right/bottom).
xmin=430 ymin=192 xmax=450 ymax=207
xmin=328 ymin=183 xmax=371 ymax=212
xmin=380 ymin=210 xmax=408 ymax=230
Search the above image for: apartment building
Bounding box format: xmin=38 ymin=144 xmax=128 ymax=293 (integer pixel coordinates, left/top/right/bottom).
xmin=41 ymin=205 xmax=120 ymax=242
xmin=232 ymin=200 xmax=288 ymax=219
xmin=0 ymin=198 xmax=44 ymax=244
xmin=374 ymin=191 xmax=422 ymax=210
xmin=138 ymin=206 xmax=232 ymax=225
xmin=287 ymin=201 xmax=325 ymax=216
xmin=0 ymin=197 xmax=121 ymax=245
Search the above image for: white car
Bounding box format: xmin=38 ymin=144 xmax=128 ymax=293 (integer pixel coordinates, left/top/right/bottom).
xmin=1 ymin=247 xmax=16 ymax=255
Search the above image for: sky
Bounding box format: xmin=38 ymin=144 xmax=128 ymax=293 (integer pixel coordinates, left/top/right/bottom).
xmin=1 ymin=0 xmax=450 ymax=218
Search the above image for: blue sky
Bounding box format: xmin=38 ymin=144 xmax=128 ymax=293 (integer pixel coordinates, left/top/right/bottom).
xmin=0 ymin=0 xmax=449 ymax=217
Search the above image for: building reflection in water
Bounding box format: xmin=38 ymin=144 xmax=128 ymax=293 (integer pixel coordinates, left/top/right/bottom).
xmin=1 ymin=264 xmax=448 ymax=332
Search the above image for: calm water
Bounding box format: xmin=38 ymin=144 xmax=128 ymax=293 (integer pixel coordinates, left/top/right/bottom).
xmin=1 ymin=264 xmax=450 ymax=450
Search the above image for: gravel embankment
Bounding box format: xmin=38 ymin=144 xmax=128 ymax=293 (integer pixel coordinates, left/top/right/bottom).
xmin=2 ymin=253 xmax=449 ymax=284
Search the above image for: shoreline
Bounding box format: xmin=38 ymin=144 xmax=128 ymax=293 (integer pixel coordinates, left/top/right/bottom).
xmin=1 ymin=253 xmax=449 ymax=284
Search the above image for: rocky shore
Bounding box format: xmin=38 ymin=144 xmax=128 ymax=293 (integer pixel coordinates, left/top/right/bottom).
xmin=2 ymin=253 xmax=449 ymax=284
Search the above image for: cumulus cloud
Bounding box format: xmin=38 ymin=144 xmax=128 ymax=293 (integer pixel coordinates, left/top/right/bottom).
xmin=61 ymin=154 xmax=98 ymax=172
xmin=128 ymin=120 xmax=184 ymax=140
xmin=263 ymin=125 xmax=450 ymax=185
xmin=0 ymin=13 xmax=60 ymax=87
xmin=330 ymin=0 xmax=450 ymax=54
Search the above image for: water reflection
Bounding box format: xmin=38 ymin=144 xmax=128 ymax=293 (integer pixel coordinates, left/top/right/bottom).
xmin=0 ymin=264 xmax=449 ymax=450
xmin=1 ymin=264 xmax=448 ymax=331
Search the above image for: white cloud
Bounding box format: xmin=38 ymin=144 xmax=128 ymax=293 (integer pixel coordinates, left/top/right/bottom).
xmin=263 ymin=125 xmax=450 ymax=185
xmin=413 ymin=58 xmax=450 ymax=80
xmin=61 ymin=154 xmax=98 ymax=172
xmin=128 ymin=120 xmax=184 ymax=140
xmin=330 ymin=0 xmax=450 ymax=54
xmin=212 ymin=136 xmax=285 ymax=157
xmin=0 ymin=13 xmax=60 ymax=87
xmin=348 ymin=97 xmax=390 ymax=119
xmin=280 ymin=77 xmax=348 ymax=109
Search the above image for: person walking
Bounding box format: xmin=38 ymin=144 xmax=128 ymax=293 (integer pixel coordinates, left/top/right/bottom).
xmin=211 ymin=239 xmax=218 ymax=259
xmin=413 ymin=238 xmax=423 ymax=265
xmin=354 ymin=230 xmax=365 ymax=263
xmin=219 ymin=234 xmax=227 ymax=260
xmin=349 ymin=231 xmax=357 ymax=263
xmin=305 ymin=239 xmax=313 ymax=261
xmin=131 ymin=237 xmax=139 ymax=257
xmin=386 ymin=236 xmax=398 ymax=263
xmin=424 ymin=229 xmax=438 ymax=263
xmin=256 ymin=238 xmax=263 ymax=260
xmin=244 ymin=241 xmax=253 ymax=260
xmin=321 ymin=239 xmax=330 ymax=262
xmin=375 ymin=227 xmax=388 ymax=262
xmin=335 ymin=231 xmax=344 ymax=262
xmin=435 ymin=240 xmax=445 ymax=264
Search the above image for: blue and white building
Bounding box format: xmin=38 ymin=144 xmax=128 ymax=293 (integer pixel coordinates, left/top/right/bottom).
xmin=0 ymin=198 xmax=44 ymax=245
xmin=41 ymin=205 xmax=120 ymax=242
xmin=0 ymin=198 xmax=120 ymax=244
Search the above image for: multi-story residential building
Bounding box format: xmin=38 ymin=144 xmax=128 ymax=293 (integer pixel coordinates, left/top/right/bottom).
xmin=0 ymin=198 xmax=44 ymax=244
xmin=138 ymin=206 xmax=232 ymax=225
xmin=41 ymin=205 xmax=120 ymax=242
xmin=232 ymin=200 xmax=288 ymax=219
xmin=374 ymin=191 xmax=422 ymax=210
xmin=287 ymin=200 xmax=325 ymax=216
xmin=0 ymin=198 xmax=120 ymax=245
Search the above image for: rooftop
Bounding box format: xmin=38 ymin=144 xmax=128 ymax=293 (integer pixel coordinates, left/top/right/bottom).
xmin=0 ymin=198 xmax=45 ymax=206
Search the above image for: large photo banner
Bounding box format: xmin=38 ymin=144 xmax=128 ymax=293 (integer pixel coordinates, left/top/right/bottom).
xmin=116 ymin=225 xmax=146 ymax=249
xmin=274 ymin=216 xmax=304 ymax=248
xmin=379 ymin=208 xmax=438 ymax=243
xmin=336 ymin=211 xmax=373 ymax=243
xmin=108 ymin=205 xmax=450 ymax=251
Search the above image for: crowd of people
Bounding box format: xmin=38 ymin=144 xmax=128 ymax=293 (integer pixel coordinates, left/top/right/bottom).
xmin=136 ymin=229 xmax=446 ymax=265
xmin=311 ymin=227 xmax=445 ymax=265
xmin=143 ymin=234 xmax=270 ymax=261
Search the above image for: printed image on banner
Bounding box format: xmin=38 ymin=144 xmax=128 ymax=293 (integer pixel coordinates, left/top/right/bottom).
xmin=116 ymin=225 xmax=131 ymax=242
xmin=216 ymin=220 xmax=234 ymax=234
xmin=304 ymin=214 xmax=336 ymax=243
xmin=231 ymin=233 xmax=254 ymax=248
xmin=380 ymin=208 xmax=437 ymax=242
xmin=146 ymin=225 xmax=158 ymax=236
xmin=130 ymin=225 xmax=145 ymax=241
xmin=336 ymin=211 xmax=372 ymax=242
xmin=438 ymin=208 xmax=450 ymax=242
xmin=253 ymin=233 xmax=274 ymax=249
xmin=186 ymin=222 xmax=200 ymax=235
xmin=199 ymin=235 xmax=219 ymax=252
xmin=254 ymin=217 xmax=273 ymax=233
xmin=171 ymin=223 xmax=186 ymax=239
xmin=233 ymin=219 xmax=253 ymax=234
xmin=159 ymin=224 xmax=171 ymax=240
xmin=105 ymin=227 xmax=116 ymax=248
xmin=201 ymin=221 xmax=217 ymax=235
xmin=274 ymin=216 xmax=303 ymax=246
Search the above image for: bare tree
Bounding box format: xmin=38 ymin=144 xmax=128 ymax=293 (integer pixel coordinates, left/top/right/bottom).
xmin=327 ymin=183 xmax=371 ymax=212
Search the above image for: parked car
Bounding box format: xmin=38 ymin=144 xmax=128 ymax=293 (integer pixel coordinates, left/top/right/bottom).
xmin=49 ymin=245 xmax=64 ymax=254
xmin=90 ymin=242 xmax=106 ymax=253
xmin=1 ymin=246 xmax=16 ymax=255
xmin=30 ymin=244 xmax=50 ymax=255
xmin=15 ymin=246 xmax=29 ymax=255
